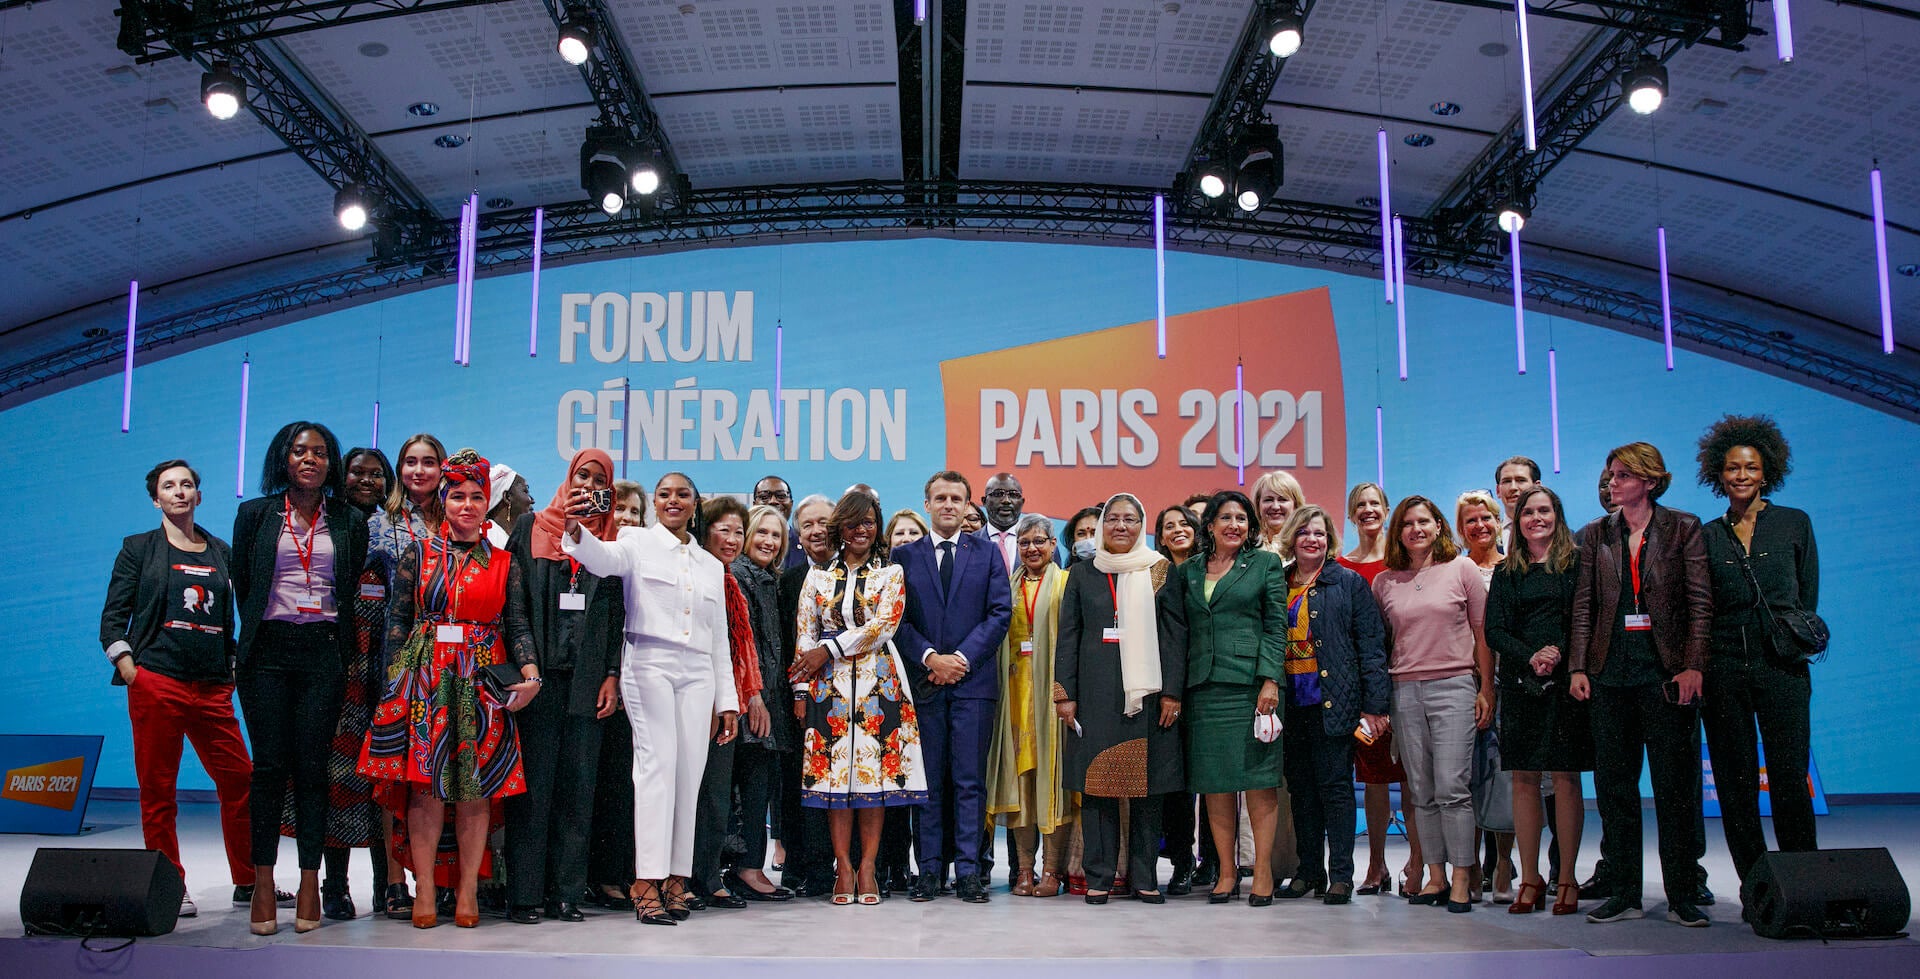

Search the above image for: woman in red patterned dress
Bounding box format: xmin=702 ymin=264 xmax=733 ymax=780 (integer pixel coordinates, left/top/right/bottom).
xmin=361 ymin=450 xmax=534 ymax=928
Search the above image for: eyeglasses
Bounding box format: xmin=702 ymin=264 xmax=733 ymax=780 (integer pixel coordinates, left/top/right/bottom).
xmin=1017 ymin=538 xmax=1055 ymax=548
xmin=984 ymin=489 xmax=1023 ymax=501
xmin=754 ymin=490 xmax=791 ymax=502
xmin=1102 ymin=515 xmax=1142 ymax=527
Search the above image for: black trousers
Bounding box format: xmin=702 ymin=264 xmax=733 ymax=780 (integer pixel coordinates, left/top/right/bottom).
xmin=779 ymin=740 xmax=832 ymax=886
xmin=732 ymin=741 xmax=781 ymax=869
xmin=1284 ymin=709 xmax=1359 ymax=886
xmin=1082 ymin=796 xmax=1161 ymax=892
xmin=692 ymin=739 xmax=736 ymax=894
xmin=588 ymin=712 xmax=635 ymax=887
xmin=1160 ymin=792 xmax=1197 ymax=873
xmin=505 ymin=671 xmax=602 ymax=907
xmin=1701 ymin=657 xmax=1816 ymax=883
xmin=1590 ymin=682 xmax=1705 ymax=904
xmin=237 ymin=660 xmax=343 ymax=869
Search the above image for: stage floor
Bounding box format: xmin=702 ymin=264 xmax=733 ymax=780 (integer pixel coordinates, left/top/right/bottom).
xmin=3 ymin=799 xmax=1917 ymax=977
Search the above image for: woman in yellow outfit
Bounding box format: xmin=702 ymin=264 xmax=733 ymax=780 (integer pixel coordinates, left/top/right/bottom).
xmin=987 ymin=514 xmax=1076 ymax=897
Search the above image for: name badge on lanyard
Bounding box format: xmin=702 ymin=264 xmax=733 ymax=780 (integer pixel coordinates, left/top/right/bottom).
xmin=559 ymin=591 xmax=587 ymax=611
xmin=1102 ymin=627 xmax=1123 ymax=644
xmin=1624 ymin=534 xmax=1652 ymax=632
xmin=1019 ymin=640 xmax=1034 ymax=655
xmin=358 ymin=582 xmax=387 ymax=600
xmin=1623 ymin=614 xmax=1652 ymax=631
xmin=436 ymin=623 xmax=465 ymax=644
xmin=296 ymin=595 xmax=333 ymax=616
xmin=1103 ymin=573 xmax=1123 ymax=643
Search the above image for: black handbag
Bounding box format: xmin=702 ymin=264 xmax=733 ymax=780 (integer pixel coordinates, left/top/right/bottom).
xmin=1721 ymin=521 xmax=1829 ymax=665
xmin=476 ymin=662 xmax=526 ymax=704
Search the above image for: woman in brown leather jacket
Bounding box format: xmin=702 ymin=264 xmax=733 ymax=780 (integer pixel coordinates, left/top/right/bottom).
xmin=1568 ymin=441 xmax=1714 ymax=928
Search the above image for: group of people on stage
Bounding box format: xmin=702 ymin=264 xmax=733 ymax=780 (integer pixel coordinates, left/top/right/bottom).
xmin=99 ymin=412 xmax=1822 ymax=933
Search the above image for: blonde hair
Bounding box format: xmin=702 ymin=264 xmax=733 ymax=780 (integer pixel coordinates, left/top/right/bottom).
xmin=1277 ymin=505 xmax=1342 ymax=562
xmin=1454 ymin=490 xmax=1502 ymax=548
xmin=744 ymin=503 xmax=788 ymax=567
xmin=1250 ymin=469 xmax=1306 ymax=538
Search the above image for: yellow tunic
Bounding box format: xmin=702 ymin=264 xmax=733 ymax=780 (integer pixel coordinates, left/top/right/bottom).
xmin=1009 ymin=577 xmax=1039 ymax=775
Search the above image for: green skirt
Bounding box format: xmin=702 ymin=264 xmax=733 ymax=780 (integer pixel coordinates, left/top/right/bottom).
xmin=1184 ymin=682 xmax=1282 ymax=794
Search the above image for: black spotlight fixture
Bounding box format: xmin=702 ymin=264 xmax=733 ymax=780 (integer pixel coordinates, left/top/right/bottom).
xmin=334 ymin=183 xmax=374 ymax=231
xmin=1623 ymin=53 xmax=1668 ymax=115
xmin=1196 ymin=162 xmax=1230 ymax=201
xmin=1495 ymin=196 xmax=1531 ymax=234
xmin=557 ymin=16 xmax=595 ymax=66
xmin=1267 ymin=10 xmax=1304 ymax=59
xmin=581 ymin=128 xmax=632 ymax=215
xmin=629 ymin=148 xmax=663 ymax=196
xmin=1231 ymin=123 xmax=1284 ymax=214
xmin=200 ymin=61 xmax=245 ymax=120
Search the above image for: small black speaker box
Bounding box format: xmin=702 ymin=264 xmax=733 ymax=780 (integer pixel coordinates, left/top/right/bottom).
xmin=1743 ymin=847 xmax=1911 ymax=940
xmin=19 ymin=847 xmax=182 ymax=938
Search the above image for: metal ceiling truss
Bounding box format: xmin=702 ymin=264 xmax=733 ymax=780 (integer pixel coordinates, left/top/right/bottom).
xmin=1432 ymin=1 xmax=1758 ymax=51
xmin=1424 ymin=6 xmax=1728 ymax=264
xmin=1177 ymin=0 xmax=1316 ymax=207
xmin=541 ymin=0 xmax=682 ymax=183
xmin=112 ymin=0 xmax=517 ymax=64
xmin=5 ymin=181 xmax=1912 ymax=419
xmin=115 ymin=3 xmax=443 ymax=257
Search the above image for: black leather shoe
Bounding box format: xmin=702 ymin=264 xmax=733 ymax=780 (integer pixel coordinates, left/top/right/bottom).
xmin=682 ymin=891 xmax=708 ymax=912
xmin=1323 ymin=882 xmax=1353 ymax=905
xmin=383 ymin=883 xmax=415 ymax=920
xmin=1167 ymin=868 xmax=1194 ymax=897
xmin=233 ymin=884 xmax=297 ymax=908
xmin=1135 ymin=890 xmax=1166 ymax=905
xmin=885 ymin=866 xmax=912 ymax=895
xmin=1192 ymin=863 xmax=1218 ymax=888
xmin=956 ymin=875 xmax=990 ymax=904
xmin=1577 ymin=873 xmax=1614 ymax=901
xmin=706 ymin=891 xmax=748 ymax=909
xmin=321 ymin=881 xmax=356 ymax=920
xmin=1276 ymin=877 xmax=1324 ymax=900
xmin=508 ymin=905 xmax=544 ymax=924
xmin=1249 ymin=891 xmax=1274 ymax=907
xmin=1085 ymin=891 xmax=1110 ymax=905
xmin=728 ymin=872 xmax=794 ymax=902
xmin=545 ymin=900 xmax=586 ymax=922
xmin=791 ymin=878 xmax=832 ymax=899
xmin=909 ymin=874 xmax=940 ymax=902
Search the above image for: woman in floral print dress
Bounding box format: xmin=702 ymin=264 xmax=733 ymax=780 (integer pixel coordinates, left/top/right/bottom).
xmin=790 ymin=490 xmax=927 ymax=905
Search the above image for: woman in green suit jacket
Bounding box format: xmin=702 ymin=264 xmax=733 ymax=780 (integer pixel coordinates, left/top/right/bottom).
xmin=1161 ymin=489 xmax=1289 ymax=905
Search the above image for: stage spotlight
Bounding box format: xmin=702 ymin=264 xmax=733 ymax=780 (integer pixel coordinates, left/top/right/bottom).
xmin=1267 ymin=12 xmax=1304 ymax=59
xmin=557 ymin=18 xmax=594 ymax=66
xmin=1623 ymin=54 xmax=1668 ymax=115
xmin=201 ymin=61 xmax=245 ymax=120
xmin=334 ymin=183 xmax=372 ymax=231
xmin=1231 ymin=125 xmax=1283 ymax=213
xmin=581 ymin=130 xmax=631 ymax=215
xmin=630 ymin=152 xmax=662 ymax=196
xmin=1496 ymin=198 xmax=1531 ymax=234
xmin=1197 ymin=166 xmax=1228 ymax=200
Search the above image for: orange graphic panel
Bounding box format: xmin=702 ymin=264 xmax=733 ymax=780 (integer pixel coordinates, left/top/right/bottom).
xmin=941 ymin=289 xmax=1347 ymax=520
xmin=3 ymin=755 xmax=86 ymax=811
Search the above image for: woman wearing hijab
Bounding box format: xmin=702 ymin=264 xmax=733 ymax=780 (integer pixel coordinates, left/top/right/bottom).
xmin=988 ymin=514 xmax=1074 ymax=897
xmin=1054 ymin=494 xmax=1186 ymax=905
xmin=501 ymin=449 xmax=625 ymax=924
xmin=361 ymin=450 xmax=533 ymax=929
xmin=790 ymin=490 xmax=926 ymax=905
xmin=563 ymin=472 xmax=739 ymax=925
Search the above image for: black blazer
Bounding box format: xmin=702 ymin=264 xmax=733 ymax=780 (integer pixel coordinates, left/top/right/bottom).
xmin=98 ymin=525 xmax=236 ymax=686
xmin=231 ymin=492 xmax=369 ymax=671
xmin=502 ymin=512 xmax=625 ymax=716
xmin=1280 ymin=559 xmax=1389 ymax=737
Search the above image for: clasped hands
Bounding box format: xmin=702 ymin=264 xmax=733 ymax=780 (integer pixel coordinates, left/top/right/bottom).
xmin=925 ymin=651 xmax=969 ymax=685
xmin=1528 ymin=644 xmax=1562 ymax=677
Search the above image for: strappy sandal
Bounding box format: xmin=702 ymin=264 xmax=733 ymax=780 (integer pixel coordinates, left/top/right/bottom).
xmin=630 ymin=880 xmax=675 ymax=926
xmin=1509 ymin=879 xmax=1545 ymax=914
xmin=661 ymin=876 xmax=693 ymax=920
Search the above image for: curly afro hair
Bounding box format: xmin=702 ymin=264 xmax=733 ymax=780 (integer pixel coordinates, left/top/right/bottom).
xmin=1695 ymin=414 xmax=1791 ymax=498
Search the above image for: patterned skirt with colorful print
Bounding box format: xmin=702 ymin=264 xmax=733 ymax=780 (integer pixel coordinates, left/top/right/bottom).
xmin=800 ymin=640 xmax=927 ymax=809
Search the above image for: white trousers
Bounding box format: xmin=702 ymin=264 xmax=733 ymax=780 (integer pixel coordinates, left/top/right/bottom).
xmin=621 ymin=640 xmax=716 ymax=880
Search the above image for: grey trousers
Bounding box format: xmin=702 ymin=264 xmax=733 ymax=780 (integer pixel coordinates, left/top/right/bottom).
xmin=1392 ymin=675 xmax=1478 ymax=868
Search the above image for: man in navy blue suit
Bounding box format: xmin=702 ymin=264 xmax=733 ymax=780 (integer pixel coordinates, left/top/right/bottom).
xmin=895 ymin=471 xmax=1012 ymax=903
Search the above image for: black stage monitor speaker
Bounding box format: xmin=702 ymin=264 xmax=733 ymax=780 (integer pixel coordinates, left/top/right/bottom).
xmin=19 ymin=847 xmax=183 ymax=938
xmin=1744 ymin=847 xmax=1911 ymax=940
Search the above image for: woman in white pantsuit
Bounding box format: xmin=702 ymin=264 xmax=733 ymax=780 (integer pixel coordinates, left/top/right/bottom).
xmin=564 ymin=472 xmax=739 ymax=925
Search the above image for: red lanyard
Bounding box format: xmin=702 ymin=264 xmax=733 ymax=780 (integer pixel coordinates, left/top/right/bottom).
xmin=567 ymin=557 xmax=582 ymax=592
xmin=1106 ymin=573 xmax=1119 ymax=626
xmin=1021 ymin=575 xmax=1041 ymax=627
xmin=1627 ymin=532 xmax=1648 ymax=612
xmin=284 ymin=496 xmax=321 ymax=589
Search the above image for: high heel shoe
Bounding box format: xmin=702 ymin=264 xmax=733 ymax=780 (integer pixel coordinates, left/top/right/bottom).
xmin=294 ymin=880 xmax=321 ymax=933
xmin=1551 ymin=882 xmax=1581 ymax=916
xmin=411 ymin=907 xmax=438 ymax=929
xmin=857 ymin=867 xmax=881 ymax=905
xmin=1356 ymin=872 xmax=1391 ymax=896
xmin=1207 ymin=880 xmax=1241 ymax=905
xmin=1249 ymin=884 xmax=1275 ymax=907
xmin=250 ymin=886 xmax=280 ymax=935
xmin=1509 ymin=880 xmax=1545 ymax=914
xmin=630 ymin=881 xmax=675 ymax=926
xmin=661 ymin=877 xmax=693 ymax=920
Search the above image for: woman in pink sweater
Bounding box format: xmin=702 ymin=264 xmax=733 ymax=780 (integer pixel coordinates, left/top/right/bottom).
xmin=1371 ymin=496 xmax=1492 ymax=913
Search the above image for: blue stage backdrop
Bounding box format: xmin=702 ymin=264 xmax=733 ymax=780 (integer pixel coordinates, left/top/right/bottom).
xmin=5 ymin=239 xmax=1913 ymax=794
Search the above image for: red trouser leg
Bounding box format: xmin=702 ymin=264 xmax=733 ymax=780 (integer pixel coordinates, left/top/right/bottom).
xmin=128 ymin=670 xmax=189 ymax=882
xmin=184 ymin=680 xmax=256 ymax=886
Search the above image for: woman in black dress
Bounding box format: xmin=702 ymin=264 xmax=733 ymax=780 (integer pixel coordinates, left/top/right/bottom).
xmin=1486 ymin=485 xmax=1592 ymax=916
xmin=1053 ymin=493 xmax=1186 ymax=905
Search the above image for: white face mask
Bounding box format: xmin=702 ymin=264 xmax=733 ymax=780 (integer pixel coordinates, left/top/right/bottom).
xmin=1072 ymin=538 xmax=1098 ymax=561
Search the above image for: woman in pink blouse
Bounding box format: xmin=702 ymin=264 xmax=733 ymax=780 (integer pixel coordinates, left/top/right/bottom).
xmin=1370 ymin=495 xmax=1492 ymax=913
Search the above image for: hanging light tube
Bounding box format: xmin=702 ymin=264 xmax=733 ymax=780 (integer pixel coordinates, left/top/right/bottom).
xmin=453 ymin=198 xmax=470 ymax=363
xmin=529 ymin=207 xmax=544 ymax=357
xmin=1375 ymin=405 xmax=1386 ymax=490
xmin=461 ymin=193 xmax=478 ymax=365
xmin=1872 ymin=167 xmax=1894 ymax=353
xmin=122 ymin=280 xmax=138 ymax=432
xmin=371 ymin=400 xmax=381 ymax=448
xmin=1657 ymin=225 xmax=1675 ymax=370
xmin=914 ymin=0 xmax=927 ymax=24
xmin=1510 ymin=227 xmax=1527 ymax=375
xmin=1516 ymin=0 xmax=1538 ymax=153
xmin=774 ymin=320 xmax=784 ymax=437
xmin=1547 ymin=348 xmax=1562 ymax=474
xmin=1378 ymin=129 xmax=1394 ymax=303
xmin=620 ymin=377 xmax=633 ymax=480
xmin=1774 ymin=0 xmax=1795 ymax=63
xmin=1154 ymin=193 xmax=1167 ymax=358
xmin=236 ymin=355 xmax=250 ymax=498
xmin=1234 ymin=359 xmax=1246 ymax=486
xmin=1393 ymin=215 xmax=1408 ymax=379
